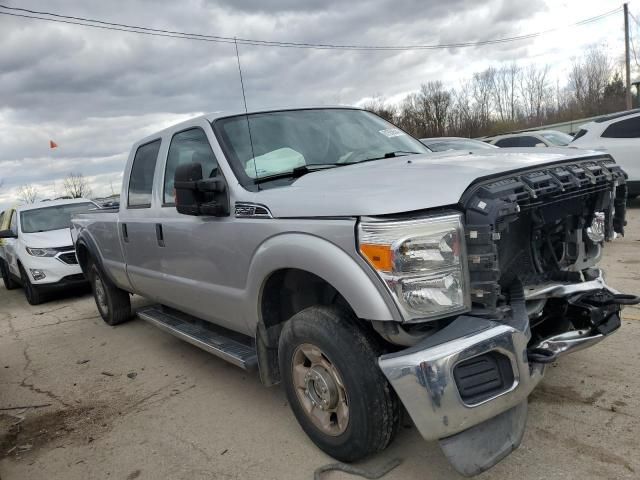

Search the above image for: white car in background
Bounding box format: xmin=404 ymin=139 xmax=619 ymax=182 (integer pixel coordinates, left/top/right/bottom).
xmin=0 ymin=198 xmax=97 ymax=304
xmin=484 ymin=130 xmax=574 ymax=148
xmin=570 ymin=109 xmax=640 ymax=198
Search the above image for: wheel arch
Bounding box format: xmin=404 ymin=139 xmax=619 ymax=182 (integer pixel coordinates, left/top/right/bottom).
xmin=245 ymin=233 xmax=399 ymax=385
xmin=74 ymin=231 xmax=119 ymax=286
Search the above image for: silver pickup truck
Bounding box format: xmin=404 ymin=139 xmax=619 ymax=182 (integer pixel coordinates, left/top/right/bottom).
xmin=71 ymin=106 xmax=638 ymax=476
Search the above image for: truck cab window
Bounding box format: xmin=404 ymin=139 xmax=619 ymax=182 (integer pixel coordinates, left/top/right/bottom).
xmin=128 ymin=139 xmax=161 ymax=208
xmin=164 ymin=128 xmax=218 ymax=205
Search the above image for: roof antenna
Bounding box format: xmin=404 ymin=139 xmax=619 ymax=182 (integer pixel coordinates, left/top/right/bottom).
xmin=234 ymin=38 xmax=259 ymax=184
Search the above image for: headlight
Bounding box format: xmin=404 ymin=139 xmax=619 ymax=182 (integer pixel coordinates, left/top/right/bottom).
xmin=358 ymin=212 xmax=470 ymax=321
xmin=26 ymin=247 xmax=58 ymax=257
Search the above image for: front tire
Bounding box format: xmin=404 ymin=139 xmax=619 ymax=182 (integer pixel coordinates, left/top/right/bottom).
xmin=88 ymin=260 xmax=132 ymax=326
xmin=278 ymin=306 xmax=399 ymax=463
xmin=0 ymin=259 xmax=19 ymax=290
xmin=19 ymin=265 xmax=43 ymax=305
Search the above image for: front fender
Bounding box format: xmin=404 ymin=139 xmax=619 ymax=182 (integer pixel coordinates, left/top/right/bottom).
xmin=244 ymin=233 xmax=401 ymax=329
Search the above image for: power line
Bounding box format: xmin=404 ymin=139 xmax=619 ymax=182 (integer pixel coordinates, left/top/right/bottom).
xmin=0 ymin=3 xmax=623 ymax=51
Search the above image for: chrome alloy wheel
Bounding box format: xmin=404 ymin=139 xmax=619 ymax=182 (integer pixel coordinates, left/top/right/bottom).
xmin=291 ymin=343 xmax=349 ymax=436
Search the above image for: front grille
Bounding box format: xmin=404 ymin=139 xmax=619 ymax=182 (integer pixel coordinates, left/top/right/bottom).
xmin=453 ymin=351 xmax=514 ymax=404
xmin=58 ymin=252 xmax=78 ymax=265
xmin=461 ymin=156 xmax=627 ymax=315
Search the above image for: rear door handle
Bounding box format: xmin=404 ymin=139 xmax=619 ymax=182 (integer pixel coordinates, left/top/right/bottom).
xmin=155 ymin=224 xmax=165 ymax=247
xmin=122 ymin=223 xmax=129 ymax=243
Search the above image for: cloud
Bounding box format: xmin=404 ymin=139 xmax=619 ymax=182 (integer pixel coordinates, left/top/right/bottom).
xmin=0 ymin=0 xmax=624 ymax=210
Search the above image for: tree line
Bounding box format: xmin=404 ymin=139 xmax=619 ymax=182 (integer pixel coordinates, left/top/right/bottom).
xmin=16 ymin=172 xmax=92 ymax=205
xmin=365 ymin=46 xmax=631 ymax=139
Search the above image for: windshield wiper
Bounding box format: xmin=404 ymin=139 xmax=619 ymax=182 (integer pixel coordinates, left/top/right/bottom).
xmin=354 ymin=151 xmax=422 ymax=163
xmin=253 ymin=163 xmax=342 ymax=184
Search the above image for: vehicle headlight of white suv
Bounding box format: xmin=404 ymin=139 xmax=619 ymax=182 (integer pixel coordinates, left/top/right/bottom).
xmin=358 ymin=212 xmax=470 ymax=322
xmin=26 ymin=247 xmax=59 ymax=257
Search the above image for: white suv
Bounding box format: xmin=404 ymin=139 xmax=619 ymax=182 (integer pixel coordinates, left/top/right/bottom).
xmin=0 ymin=198 xmax=97 ymax=304
xmin=570 ymin=110 xmax=640 ymax=198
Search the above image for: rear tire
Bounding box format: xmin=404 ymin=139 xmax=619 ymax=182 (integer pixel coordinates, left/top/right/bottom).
xmin=88 ymin=260 xmax=132 ymax=326
xmin=278 ymin=306 xmax=399 ymax=463
xmin=0 ymin=259 xmax=19 ymax=290
xmin=19 ymin=265 xmax=43 ymax=305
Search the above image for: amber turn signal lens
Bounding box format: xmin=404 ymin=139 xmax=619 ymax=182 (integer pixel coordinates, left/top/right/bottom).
xmin=360 ymin=244 xmax=393 ymax=272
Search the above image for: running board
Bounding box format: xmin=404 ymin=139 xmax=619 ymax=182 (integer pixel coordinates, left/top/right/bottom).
xmin=137 ymin=305 xmax=258 ymax=371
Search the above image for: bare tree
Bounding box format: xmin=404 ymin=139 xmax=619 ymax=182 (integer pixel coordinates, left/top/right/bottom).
xmin=420 ymin=81 xmax=453 ymax=137
xmin=396 ymin=92 xmax=423 ymax=137
xmin=491 ymin=63 xmax=520 ymax=122
xmin=18 ymin=184 xmax=38 ymax=204
xmin=63 ymin=173 xmax=92 ymax=199
xmin=471 ymin=69 xmax=494 ymax=128
xmin=381 ymin=46 xmax=622 ymax=139
xmin=362 ymin=96 xmax=397 ymax=123
xmin=568 ymin=46 xmax=612 ymax=116
xmin=520 ymin=64 xmax=551 ymax=124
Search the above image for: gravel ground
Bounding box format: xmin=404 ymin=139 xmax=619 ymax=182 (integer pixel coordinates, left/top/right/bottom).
xmin=0 ymin=201 xmax=638 ymax=480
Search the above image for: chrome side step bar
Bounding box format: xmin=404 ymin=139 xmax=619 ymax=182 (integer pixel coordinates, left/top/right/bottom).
xmin=137 ymin=305 xmax=258 ymax=371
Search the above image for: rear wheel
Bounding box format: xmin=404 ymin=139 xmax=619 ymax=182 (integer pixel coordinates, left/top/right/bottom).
xmin=0 ymin=259 xmax=19 ymax=290
xmin=278 ymin=306 xmax=399 ymax=462
xmin=88 ymin=260 xmax=132 ymax=326
xmin=19 ymin=265 xmax=43 ymax=305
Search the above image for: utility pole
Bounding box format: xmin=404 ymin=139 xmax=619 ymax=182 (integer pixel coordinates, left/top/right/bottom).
xmin=624 ymin=3 xmax=632 ymax=110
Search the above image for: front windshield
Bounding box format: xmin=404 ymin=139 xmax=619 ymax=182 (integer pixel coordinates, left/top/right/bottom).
xmin=214 ymin=109 xmax=429 ymax=183
xmin=540 ymin=132 xmax=573 ymax=146
xmin=426 ymin=139 xmax=496 ymax=151
xmin=20 ymin=202 xmax=94 ymax=233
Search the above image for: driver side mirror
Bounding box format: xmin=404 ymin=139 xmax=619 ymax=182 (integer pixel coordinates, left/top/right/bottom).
xmin=535 ymin=143 xmax=546 ymax=147
xmin=0 ymin=229 xmax=17 ymax=239
xmin=174 ymin=162 xmax=229 ymax=217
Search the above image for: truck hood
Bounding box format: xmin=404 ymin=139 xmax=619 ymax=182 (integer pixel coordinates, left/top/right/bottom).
xmin=248 ymin=148 xmax=606 ymax=218
xmin=21 ymin=228 xmax=74 ymax=248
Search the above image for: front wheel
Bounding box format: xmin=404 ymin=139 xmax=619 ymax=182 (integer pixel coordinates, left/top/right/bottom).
xmin=278 ymin=306 xmax=400 ymax=463
xmin=88 ymin=260 xmax=132 ymax=326
xmin=19 ymin=265 xmax=43 ymax=305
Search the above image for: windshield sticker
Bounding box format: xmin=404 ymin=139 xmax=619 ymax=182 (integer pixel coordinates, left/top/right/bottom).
xmin=378 ymin=128 xmax=406 ymax=138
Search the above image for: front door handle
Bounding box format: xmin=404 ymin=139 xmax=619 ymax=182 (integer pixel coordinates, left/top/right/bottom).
xmin=155 ymin=224 xmax=165 ymax=247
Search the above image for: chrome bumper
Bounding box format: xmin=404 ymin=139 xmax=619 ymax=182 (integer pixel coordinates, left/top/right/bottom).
xmin=379 ymin=316 xmax=544 ymax=441
xmin=378 ymin=315 xmax=616 ymax=442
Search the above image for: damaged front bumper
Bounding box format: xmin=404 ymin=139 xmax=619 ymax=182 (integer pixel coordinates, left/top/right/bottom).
xmin=378 ymin=269 xmax=635 ymax=476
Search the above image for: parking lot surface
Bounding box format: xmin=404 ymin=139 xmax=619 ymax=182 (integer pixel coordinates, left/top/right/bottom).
xmin=1 ymin=202 xmax=639 ymax=480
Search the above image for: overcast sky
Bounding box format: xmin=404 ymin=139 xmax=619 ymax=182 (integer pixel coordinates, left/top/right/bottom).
xmin=0 ymin=0 xmax=632 ymax=210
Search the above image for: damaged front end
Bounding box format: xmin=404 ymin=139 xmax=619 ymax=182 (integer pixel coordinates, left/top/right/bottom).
xmin=379 ymin=155 xmax=639 ymax=476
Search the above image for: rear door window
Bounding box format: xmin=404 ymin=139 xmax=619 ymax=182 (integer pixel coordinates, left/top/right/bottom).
xmin=495 ymin=137 xmax=521 ymax=147
xmin=517 ymin=136 xmax=541 ymax=147
xmin=128 ymin=140 xmax=161 ymax=208
xmin=602 ymin=116 xmax=640 ymax=138
xmin=163 ymin=128 xmax=218 ymax=205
